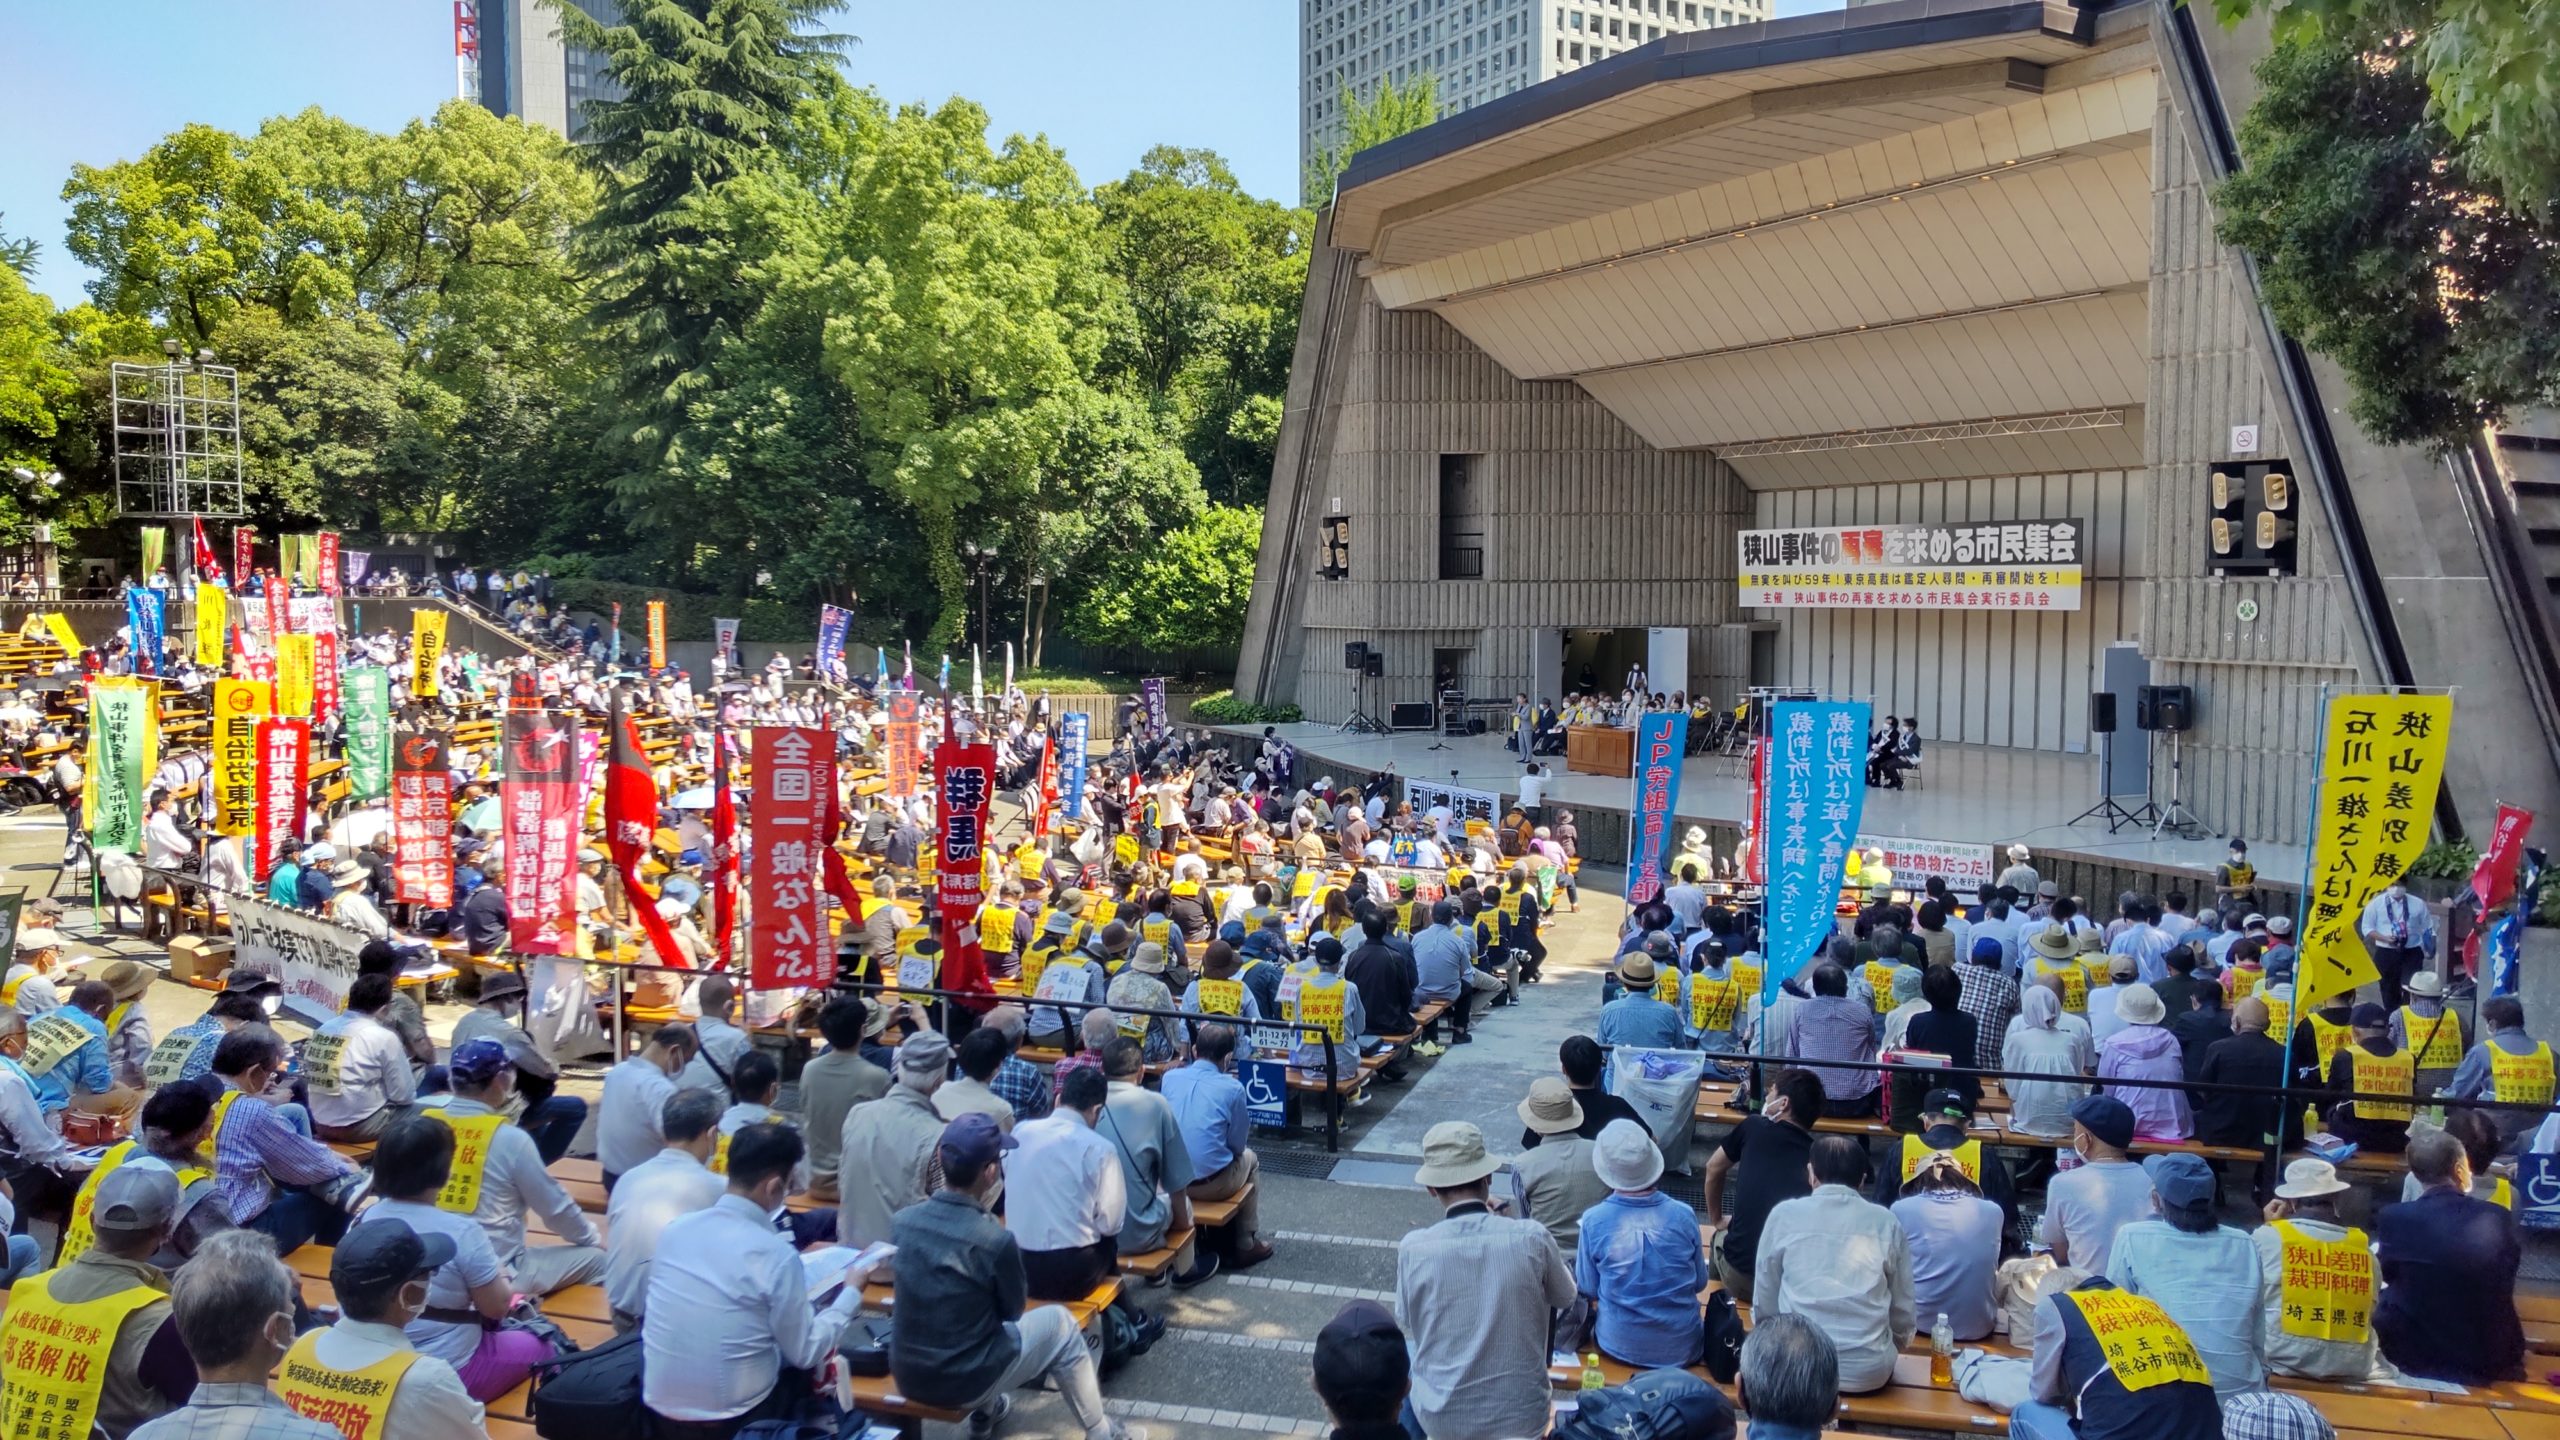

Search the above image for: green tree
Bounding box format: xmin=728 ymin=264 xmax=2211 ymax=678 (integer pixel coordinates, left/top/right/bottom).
xmin=0 ymin=215 xmax=36 ymax=281
xmin=0 ymin=267 xmax=78 ymax=491
xmin=1303 ymin=72 xmax=1440 ymax=207
xmin=1069 ymin=503 xmax=1262 ymax=653
xmin=2216 ymin=34 xmax=2560 ymax=449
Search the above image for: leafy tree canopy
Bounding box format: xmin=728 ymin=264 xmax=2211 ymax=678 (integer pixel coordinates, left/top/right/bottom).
xmin=1303 ymin=72 xmax=1440 ymax=207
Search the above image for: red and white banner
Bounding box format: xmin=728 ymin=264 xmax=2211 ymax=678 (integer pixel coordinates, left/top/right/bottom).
xmin=935 ymin=740 xmax=996 ymax=998
xmin=2471 ymin=804 xmax=2536 ymax=910
xmin=1036 ymin=739 xmax=1059 ymax=840
xmin=503 ymin=708 xmax=582 ymax=955
xmin=750 ymin=726 xmax=831 ymax=988
xmin=233 ymin=527 xmax=254 ymax=591
xmin=191 ymin=517 xmax=222 ymax=586
xmin=393 ymin=733 xmax=454 ymax=907
xmin=263 ymin=582 xmax=287 ymax=641
xmin=1854 ymin=834 xmax=1996 ymax=891
xmin=316 ymin=533 xmax=341 ymax=595
xmin=709 ymin=730 xmax=740 ymax=967
xmin=885 ymin=693 xmax=920 ymax=799
xmin=312 ymin=631 xmax=341 ymax=725
xmin=252 ymin=718 xmax=310 ymax=881
xmin=607 ymin=693 xmax=689 ymax=967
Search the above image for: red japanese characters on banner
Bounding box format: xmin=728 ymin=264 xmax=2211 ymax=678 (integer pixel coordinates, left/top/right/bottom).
xmin=750 ymin=726 xmax=831 ymax=988
xmin=317 ymin=533 xmax=341 ymax=595
xmin=503 ymin=709 xmax=581 ymax=955
xmin=233 ymin=527 xmax=254 ymax=590
xmin=709 ymin=730 xmax=740 ymax=967
xmin=935 ymin=740 xmax=996 ymax=998
xmin=885 ymin=692 xmax=920 ymax=798
xmin=263 ymin=582 xmax=287 ymax=641
xmin=252 ymin=718 xmax=310 ymax=881
xmin=393 ymin=733 xmax=454 ymax=906
xmin=2471 ymin=804 xmax=2536 ymax=910
xmin=312 ymin=631 xmax=341 ymax=725
xmin=1036 ymin=740 xmax=1059 ymax=840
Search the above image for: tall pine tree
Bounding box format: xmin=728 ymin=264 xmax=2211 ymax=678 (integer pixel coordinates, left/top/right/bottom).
xmin=557 ymin=0 xmax=849 ymax=523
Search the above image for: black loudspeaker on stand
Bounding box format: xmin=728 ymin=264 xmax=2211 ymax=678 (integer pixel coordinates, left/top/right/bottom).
xmin=2136 ymin=684 xmax=2205 ymax=839
xmin=1338 ymin=641 xmax=1388 ymax=736
xmin=2071 ymin=690 xmax=2145 ymax=833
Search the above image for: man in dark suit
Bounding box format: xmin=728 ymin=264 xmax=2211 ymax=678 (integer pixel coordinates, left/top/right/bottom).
xmin=2373 ymin=1128 xmax=2526 ymax=1386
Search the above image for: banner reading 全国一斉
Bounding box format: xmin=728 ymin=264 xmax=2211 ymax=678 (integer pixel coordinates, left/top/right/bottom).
xmin=1738 ymin=518 xmax=2085 ymax=612
xmin=412 ymin=610 xmax=446 ymax=697
xmin=2297 ymin=692 xmax=2454 ymax=1014
xmin=211 ymin=680 xmax=270 ymax=837
xmin=1762 ymin=700 xmax=1871 ymax=1001
xmin=749 ymin=726 xmax=832 ymax=989
xmin=83 ymin=679 xmax=157 ymax=856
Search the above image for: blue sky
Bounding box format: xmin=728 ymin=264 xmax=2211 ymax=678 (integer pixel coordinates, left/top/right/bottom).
xmin=3 ymin=0 xmax=1843 ymax=304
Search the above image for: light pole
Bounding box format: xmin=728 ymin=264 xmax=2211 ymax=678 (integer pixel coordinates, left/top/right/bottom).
xmin=962 ymin=541 xmax=991 ymax=658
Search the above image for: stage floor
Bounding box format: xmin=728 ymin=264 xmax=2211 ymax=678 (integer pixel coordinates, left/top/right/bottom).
xmin=1220 ymin=722 xmax=2304 ymax=893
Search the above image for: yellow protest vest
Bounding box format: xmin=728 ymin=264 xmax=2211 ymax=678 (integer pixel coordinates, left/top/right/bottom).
xmin=209 ymin=1089 xmax=245 ymax=1147
xmin=2273 ymin=1220 xmax=2374 ymax=1344
xmin=1498 ymin=888 xmax=1527 ymax=927
xmin=59 ymin=1143 xmax=211 ymax=1268
xmin=2078 ymin=957 xmax=2113 ymax=995
xmin=20 ymin=1012 xmax=90 ymax=1078
xmin=979 ymin=904 xmax=1019 ymax=956
xmin=1169 ymin=880 xmax=1201 ymax=900
xmin=2492 ymin=1176 xmax=2514 ymax=1210
xmin=2032 ymin=958 xmax=2087 ymax=1014
xmin=2349 ymin=1047 xmax=2414 ymax=1122
xmin=2261 ymin=991 xmax=2291 ymax=1041
xmin=0 ymin=970 xmax=29 ymax=1008
xmin=1394 ymin=900 xmax=1423 ymax=934
xmin=1650 ymin=966 xmax=1683 ymax=1007
xmin=1297 ymin=976 xmax=1349 ymax=1045
xmin=1289 ymin=869 xmax=1318 ymax=900
xmin=896 ymin=940 xmax=940 ymax=994
xmin=1862 ymin=961 xmax=1899 ymax=1015
xmin=1113 ymin=835 xmax=1141 ymax=868
xmin=1140 ymin=915 xmax=1173 ymax=948
xmin=0 ymin=1268 xmax=165 ymax=1440
xmin=1014 ymin=845 xmax=1045 ymax=882
xmin=1899 ymin=1136 xmax=1983 ymax=1185
xmin=1688 ymin=976 xmax=1740 ymax=1034
xmin=2308 ymin=1013 xmax=2354 ymax=1065
xmin=1731 ymin=960 xmax=1763 ymax=997
xmin=1019 ymin=939 xmax=1056 ymax=994
xmin=1197 ymin=979 xmax=1245 ymax=1017
xmin=428 ymin=1112 xmax=507 ymax=1214
xmin=273 ymin=1329 xmax=420 ymax=1440
xmin=143 ymin=1029 xmax=202 ymax=1089
xmin=2491 ymin=1041 xmax=2555 ymax=1106
xmin=2226 ymin=965 xmax=2263 ymax=1000
xmin=2058 ymin=1288 xmax=2210 ymax=1392
xmin=2399 ymin=1007 xmax=2464 ymax=1069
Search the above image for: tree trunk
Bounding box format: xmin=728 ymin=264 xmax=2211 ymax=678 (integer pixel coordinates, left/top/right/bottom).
xmin=1027 ymin=583 xmax=1049 ymax=669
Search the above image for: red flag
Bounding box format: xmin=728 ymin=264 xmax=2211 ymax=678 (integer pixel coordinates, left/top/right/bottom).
xmin=233 ymin=527 xmax=254 ymax=589
xmin=819 ymin=765 xmax=864 ymax=944
xmin=934 ymin=740 xmax=996 ymax=1005
xmin=2469 ymin=804 xmax=2535 ymax=909
xmin=606 ymin=692 xmax=690 ymax=968
xmin=191 ymin=518 xmax=222 ymax=585
xmin=709 ymin=730 xmax=741 ymax=967
xmin=749 ymin=726 xmax=831 ymax=988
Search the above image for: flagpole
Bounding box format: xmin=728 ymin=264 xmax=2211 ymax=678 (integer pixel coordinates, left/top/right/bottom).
xmin=2272 ymin=681 xmax=2333 ymax=1190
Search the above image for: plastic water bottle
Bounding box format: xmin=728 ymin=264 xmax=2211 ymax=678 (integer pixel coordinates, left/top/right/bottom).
xmin=1581 ymin=1353 xmax=1605 ymax=1392
xmin=1930 ymin=1313 xmax=1955 ymax=1387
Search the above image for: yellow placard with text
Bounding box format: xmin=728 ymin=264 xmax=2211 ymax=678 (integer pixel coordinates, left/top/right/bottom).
xmin=412 ymin=610 xmax=447 ymax=697
xmin=431 ymin=1112 xmax=505 ymax=1214
xmin=194 ymin=582 xmax=227 ymax=668
xmin=211 ymin=679 xmax=270 ymax=836
xmin=2274 ymin=1220 xmax=2374 ymax=1344
xmin=2061 ymin=1288 xmax=2210 ymax=1391
xmin=274 ymin=633 xmax=316 ymax=718
xmin=42 ymin=612 xmax=79 ymax=658
xmin=2298 ymin=694 xmax=2453 ymax=1013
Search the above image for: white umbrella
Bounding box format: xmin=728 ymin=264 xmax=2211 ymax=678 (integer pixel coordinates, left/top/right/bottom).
xmin=671 ymin=786 xmax=715 ymax=810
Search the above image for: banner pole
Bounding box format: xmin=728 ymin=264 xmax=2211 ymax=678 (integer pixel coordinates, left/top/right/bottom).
xmin=2271 ymin=681 xmax=2333 ymax=1191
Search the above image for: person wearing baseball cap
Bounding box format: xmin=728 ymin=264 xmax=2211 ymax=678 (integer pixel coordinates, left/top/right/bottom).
xmin=2251 ymin=1158 xmax=2379 ymax=1381
xmin=1882 ymin=1087 xmax=2016 ymax=1227
xmin=439 ymin=1036 xmax=605 ymax=1297
xmin=1024 ymin=915 xmax=1110 ymax=1049
xmin=838 ymin=1031 xmax=953 ymax=1248
xmin=2032 ymin=1096 xmax=2150 ymax=1273
xmin=1887 ymin=1110 xmax=2005 ymax=1343
xmin=2103 ymin=1152 xmax=2264 ymax=1394
xmin=1399 ymin=1120 xmax=1574 ymax=1440
xmin=449 ymin=970 xmax=584 ymax=1165
xmin=1288 ymin=935 xmax=1368 ymax=1087
xmin=2324 ymin=1002 xmax=2416 ymax=1155
xmin=1313 ymin=1299 xmax=1410 ymax=1437
xmin=1 ymin=1164 xmax=189 ymax=1438
xmin=279 ymin=1215 xmax=487 ymax=1431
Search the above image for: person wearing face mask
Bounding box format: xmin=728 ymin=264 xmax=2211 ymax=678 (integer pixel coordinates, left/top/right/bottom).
xmin=432 ymin=1039 xmax=607 ymax=1297
xmin=595 ymin=1023 xmax=700 ymax=1194
xmin=0 ymin=1165 xmax=197 ymax=1440
xmin=354 ymin=1115 xmax=555 ymax=1403
xmin=205 ymin=1027 xmax=362 ymax=1257
xmin=132 ymin=1231 xmax=344 ymax=1440
xmin=145 ymin=975 xmax=276 ymax=1089
xmin=273 ymin=1218 xmax=488 ymax=1440
xmin=0 ymin=1007 xmax=94 ymax=1237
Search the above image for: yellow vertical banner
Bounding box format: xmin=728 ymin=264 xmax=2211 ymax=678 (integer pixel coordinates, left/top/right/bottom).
xmin=194 ymin=583 xmax=228 ymax=668
xmin=2297 ymin=692 xmax=2455 ymax=1013
xmin=646 ymin=600 xmax=667 ymax=671
xmin=413 ymin=609 xmax=447 ymax=697
xmin=42 ymin=613 xmax=79 ymax=658
xmin=211 ymin=679 xmax=270 ymax=836
xmin=275 ymin=633 xmax=316 ymax=718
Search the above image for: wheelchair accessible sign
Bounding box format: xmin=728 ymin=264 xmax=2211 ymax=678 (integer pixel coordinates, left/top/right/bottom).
xmin=1242 ymin=1059 xmax=1288 ymax=1129
xmin=2523 ymin=1154 xmax=2560 ymax=1231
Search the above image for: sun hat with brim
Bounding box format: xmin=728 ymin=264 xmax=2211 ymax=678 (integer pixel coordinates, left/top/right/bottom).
xmin=1590 ymin=1118 xmax=1664 ymax=1192
xmin=2029 ymin=928 xmax=2077 ymax=962
xmin=1516 ymin=1076 xmax=1584 ymax=1136
xmin=477 ymin=971 xmax=528 ymax=1005
xmin=2114 ymin=983 xmax=2167 ymax=1026
xmin=1043 ymin=910 xmax=1078 ymax=935
xmin=15 ymin=929 xmax=62 ymax=952
xmin=1615 ymin=954 xmax=1658 ymax=988
xmin=1131 ymin=942 xmax=1168 ymax=976
xmin=94 ymin=960 xmax=152 ymax=1004
xmin=2274 ymin=1157 xmax=2352 ymax=1201
xmin=2406 ymin=969 xmax=2444 ymax=999
xmin=1413 ymin=1121 xmax=1500 ymax=1188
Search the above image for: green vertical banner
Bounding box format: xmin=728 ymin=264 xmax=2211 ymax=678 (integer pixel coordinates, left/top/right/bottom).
xmin=346 ymin=666 xmax=392 ymax=802
xmin=0 ymin=892 xmax=25 ymax=975
xmin=139 ymin=526 xmax=167 ymax=580
xmin=84 ymin=678 xmax=156 ymax=855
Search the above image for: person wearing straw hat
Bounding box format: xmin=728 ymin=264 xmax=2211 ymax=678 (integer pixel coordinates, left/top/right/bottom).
xmin=1597 ymin=951 xmax=1686 ymax=1052
xmin=1574 ymin=1119 xmax=1708 ymax=1369
xmin=2252 ymin=1158 xmax=2381 ymax=1380
xmin=1105 ymin=943 xmax=1180 ymax=1065
xmin=94 ymin=960 xmax=156 ymax=1093
xmin=2389 ymin=968 xmax=2465 ymax=1096
xmin=2024 ymin=926 xmax=2087 ymax=1016
xmin=1508 ymin=1077 xmax=1610 ymax=1251
xmin=1396 ymin=1121 xmax=1575 ymax=1440
xmin=2095 ymin=983 xmax=2192 ymax=1143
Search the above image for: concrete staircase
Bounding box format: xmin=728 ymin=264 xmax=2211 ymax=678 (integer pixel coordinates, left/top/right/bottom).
xmin=2498 ymin=415 xmax=2560 ymax=609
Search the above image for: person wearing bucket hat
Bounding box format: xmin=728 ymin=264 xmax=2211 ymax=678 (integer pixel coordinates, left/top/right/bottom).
xmin=1398 ymin=1120 xmax=1575 ymax=1440
xmin=1574 ymin=1119 xmax=1707 ymax=1369
xmin=2323 ymin=1003 xmax=2416 ymax=1154
xmin=1024 ymin=915 xmax=1110 ymax=1049
xmin=838 ymin=1032 xmax=953 ymax=1247
xmin=2024 ymin=924 xmax=2087 ymax=1015
xmin=2391 ymin=967 xmax=2465 ymax=1094
xmin=2103 ymin=1152 xmax=2265 ymax=1395
xmin=1105 ymin=944 xmax=1179 ymax=1064
xmin=92 ymin=959 xmax=156 ymax=1092
xmin=1598 ymin=952 xmax=1686 ymax=1051
xmin=1508 ymin=1077 xmax=1609 ymax=1250
xmin=2093 ymin=982 xmax=2192 ymax=1142
xmin=2250 ymin=1158 xmax=2380 ymax=1380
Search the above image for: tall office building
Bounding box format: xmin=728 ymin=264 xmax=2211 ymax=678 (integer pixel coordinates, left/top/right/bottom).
xmin=457 ymin=0 xmax=623 ymax=140
xmin=1301 ymin=0 xmax=1769 ymax=191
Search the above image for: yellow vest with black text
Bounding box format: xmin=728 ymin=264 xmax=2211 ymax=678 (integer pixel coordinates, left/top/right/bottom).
xmin=979 ymin=903 xmax=1019 ymax=957
xmin=273 ymin=1328 xmax=420 ymax=1440
xmin=1 ymin=1269 xmax=165 ymax=1440
xmin=2491 ymin=1041 xmax=2556 ymax=1106
xmin=2349 ymin=1046 xmax=2414 ymax=1122
xmin=2399 ymin=1006 xmax=2463 ymax=1069
xmin=1899 ymin=1136 xmax=1983 ymax=1185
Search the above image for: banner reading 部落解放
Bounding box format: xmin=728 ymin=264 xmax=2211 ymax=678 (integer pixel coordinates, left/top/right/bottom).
xmin=1739 ymin=518 xmax=2084 ymax=611
xmin=2296 ymin=692 xmax=2454 ymax=1014
xmin=1762 ymin=700 xmax=1871 ymax=1001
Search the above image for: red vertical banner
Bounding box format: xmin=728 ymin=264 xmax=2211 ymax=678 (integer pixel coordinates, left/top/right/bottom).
xmin=935 ymin=741 xmax=996 ymax=999
xmin=646 ymin=601 xmax=667 ymax=672
xmin=606 ymin=693 xmax=690 ymax=967
xmin=312 ymin=631 xmax=341 ymax=726
xmin=885 ymin=693 xmax=919 ymax=798
xmin=709 ymin=730 xmax=740 ymax=967
xmin=503 ymin=708 xmax=581 ymax=955
xmin=1036 ymin=740 xmax=1059 ymax=841
xmin=393 ymin=734 xmax=454 ymax=906
xmin=233 ymin=527 xmax=254 ymax=590
xmin=317 ymin=533 xmax=341 ymax=595
xmin=749 ymin=726 xmax=830 ymax=988
xmin=252 ymin=718 xmax=310 ymax=881
xmin=263 ymin=582 xmax=287 ymax=641
xmin=2470 ymin=804 xmax=2536 ymax=909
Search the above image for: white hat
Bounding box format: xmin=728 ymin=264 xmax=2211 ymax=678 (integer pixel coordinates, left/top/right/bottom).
xmin=2007 ymin=843 xmax=2031 ymax=861
xmin=2114 ymin=982 xmax=2167 ymax=1026
xmin=2406 ymin=969 xmax=2444 ymax=998
xmin=1413 ymin=1122 xmax=1499 ymax=1189
xmin=1683 ymin=827 xmax=1707 ymax=848
xmin=1590 ymin=1119 xmax=1664 ymax=1192
xmin=2273 ymin=1157 xmax=2351 ymax=1201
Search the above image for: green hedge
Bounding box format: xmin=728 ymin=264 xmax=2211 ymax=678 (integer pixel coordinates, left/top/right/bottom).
xmin=1189 ymin=690 xmax=1301 ymax=724
xmin=549 ymin=579 xmax=806 ymax=644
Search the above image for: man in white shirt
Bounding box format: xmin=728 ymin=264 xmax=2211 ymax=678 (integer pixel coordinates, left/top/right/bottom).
xmin=274 ymin=1220 xmax=486 ymax=1440
xmin=307 ymin=974 xmax=422 ymax=1143
xmin=1753 ymin=1135 xmax=1917 ymax=1394
xmin=604 ymin=1087 xmax=727 ymax=1330
xmin=142 ymin=791 xmax=195 ymax=872
xmin=677 ymin=977 xmax=752 ymax=1093
xmin=642 ymin=1124 xmax=880 ymax=1436
xmin=438 ymin=1038 xmax=605 ymax=1296
xmin=598 ymin=1023 xmax=700 ymax=1192
xmin=1004 ymin=1067 xmax=1127 ymax=1301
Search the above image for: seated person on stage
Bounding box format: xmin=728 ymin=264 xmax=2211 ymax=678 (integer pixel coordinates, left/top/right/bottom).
xmin=0 ymin=1166 xmax=196 ymax=1440
xmin=2009 ymin=1274 xmax=2223 ymax=1440
xmin=352 ymin=1116 xmax=557 ymax=1402
xmin=1701 ymin=1065 xmax=1822 ymax=1303
xmin=137 ymin=1231 xmax=345 ymax=1440
xmin=27 ymin=979 xmax=145 ymax=1122
xmin=206 ymin=1026 xmax=362 ymax=1256
xmin=1753 ymin=1136 xmax=1914 ymax=1394
xmin=1736 ymin=1313 xmax=1839 ymax=1440
xmin=1787 ymin=964 xmax=1882 ymax=1119
xmin=2374 ymin=1128 xmax=2526 ymax=1386
xmin=604 ymin=1087 xmax=727 ymax=1332
xmin=2325 ymin=1003 xmax=2416 ymax=1155
xmin=447 ymin=970 xmax=586 ymax=1166
xmin=1510 ymin=1077 xmax=1612 ymax=1252
xmin=597 ymin=1023 xmax=701 ymax=1194
xmin=273 ymin=1220 xmax=488 ymax=1440
xmin=1890 ymin=1145 xmax=2003 ymax=1343
xmin=1878 ymin=1088 xmax=2016 ymax=1249
xmin=892 ymin=1114 xmax=1147 ymax=1440
xmin=2444 ymin=995 xmax=2551 ymax=1150
xmin=1006 ymin=1066 xmax=1132 ymax=1303
xmin=305 ymin=974 xmax=423 ymax=1144
xmin=644 ymin=1122 xmax=881 ymax=1440
xmin=2103 ymin=1153 xmax=2263 ymax=1396
xmin=1575 ymin=1121 xmax=1708 ymax=1369
xmin=433 ymin=1037 xmax=606 ymax=1296
xmin=1161 ymin=1023 xmax=1273 ymax=1267
xmin=2254 ymin=1158 xmax=2384 ymax=1382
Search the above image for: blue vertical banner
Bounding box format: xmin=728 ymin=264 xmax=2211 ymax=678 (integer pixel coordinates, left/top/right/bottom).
xmin=126 ymin=588 xmax=165 ymax=677
xmin=816 ymin=604 xmax=851 ymax=684
xmin=1761 ymin=699 xmax=1872 ymax=1001
xmin=1059 ymin=712 xmax=1091 ymax=816
xmin=1623 ymin=711 xmax=1690 ymax=905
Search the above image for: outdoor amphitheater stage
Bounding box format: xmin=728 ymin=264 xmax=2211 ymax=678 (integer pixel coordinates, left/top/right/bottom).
xmin=1212 ymin=722 xmax=2303 ymax=908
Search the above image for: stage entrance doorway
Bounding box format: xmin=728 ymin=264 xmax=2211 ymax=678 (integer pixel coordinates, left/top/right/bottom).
xmin=1560 ymin=628 xmax=1649 ymax=698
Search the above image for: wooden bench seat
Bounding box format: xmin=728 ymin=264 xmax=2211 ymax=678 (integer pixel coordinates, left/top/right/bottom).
xmin=1190 ymin=1187 xmax=1248 ymax=1230
xmin=1116 ymin=1227 xmax=1195 ymax=1280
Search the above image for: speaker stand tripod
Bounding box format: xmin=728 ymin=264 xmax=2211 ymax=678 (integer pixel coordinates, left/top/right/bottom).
xmin=2070 ymin=731 xmax=2146 ymax=833
xmin=2148 ymin=729 xmax=2207 ymax=840
xmin=1338 ymin=668 xmax=1388 ymax=736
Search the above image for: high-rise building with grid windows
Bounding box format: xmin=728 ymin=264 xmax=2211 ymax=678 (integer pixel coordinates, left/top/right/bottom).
xmin=462 ymin=0 xmax=624 ymax=141
xmin=1300 ymin=0 xmax=1770 ymax=196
